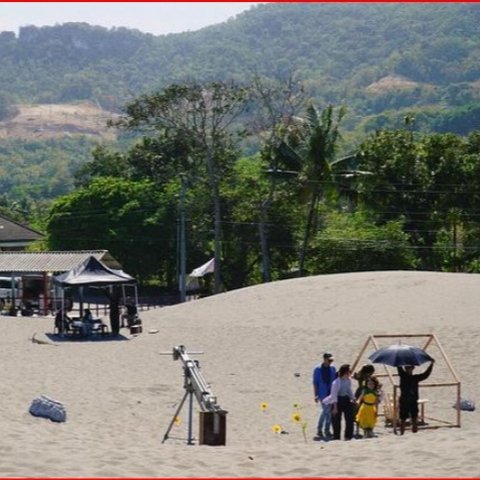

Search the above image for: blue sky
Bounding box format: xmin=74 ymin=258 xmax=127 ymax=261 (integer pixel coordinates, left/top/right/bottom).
xmin=0 ymin=3 xmax=260 ymax=36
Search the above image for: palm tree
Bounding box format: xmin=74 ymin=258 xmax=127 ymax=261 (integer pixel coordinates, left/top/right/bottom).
xmin=279 ymin=104 xmax=348 ymax=276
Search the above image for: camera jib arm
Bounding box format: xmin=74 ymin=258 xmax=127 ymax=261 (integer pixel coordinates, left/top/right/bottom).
xmin=162 ymin=345 xmax=227 ymax=445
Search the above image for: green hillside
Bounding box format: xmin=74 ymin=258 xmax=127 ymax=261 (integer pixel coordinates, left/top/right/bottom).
xmin=1 ymin=3 xmax=480 ymax=111
xmin=2 ymin=2 xmax=480 ymax=209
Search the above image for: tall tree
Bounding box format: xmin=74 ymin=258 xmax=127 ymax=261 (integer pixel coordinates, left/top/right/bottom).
xmin=354 ymin=128 xmax=480 ymax=271
xmin=113 ymin=81 xmax=250 ymax=293
xmin=251 ymin=74 xmax=305 ymax=282
xmin=279 ymin=104 xmax=347 ymax=275
xmin=46 ymin=177 xmax=170 ymax=282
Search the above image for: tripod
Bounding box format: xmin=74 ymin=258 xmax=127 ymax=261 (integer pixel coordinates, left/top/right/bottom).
xmin=161 ymin=345 xmax=227 ymax=446
xmin=162 ymin=366 xmax=197 ymax=445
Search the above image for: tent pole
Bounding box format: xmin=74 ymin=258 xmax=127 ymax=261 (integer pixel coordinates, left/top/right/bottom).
xmin=59 ymin=287 xmax=65 ymax=334
xmin=43 ymin=272 xmax=48 ymax=315
xmin=10 ymin=274 xmax=17 ymax=315
xmin=79 ymin=286 xmax=84 ymax=317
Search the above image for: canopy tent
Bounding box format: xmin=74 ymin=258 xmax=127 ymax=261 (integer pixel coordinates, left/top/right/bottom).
xmin=53 ymin=255 xmax=135 ymax=287
xmin=52 ymin=256 xmax=137 ymax=331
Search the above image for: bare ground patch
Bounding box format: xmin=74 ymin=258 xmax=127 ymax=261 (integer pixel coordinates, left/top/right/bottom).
xmin=365 ymin=74 xmax=421 ymax=94
xmin=0 ymin=102 xmax=119 ymax=140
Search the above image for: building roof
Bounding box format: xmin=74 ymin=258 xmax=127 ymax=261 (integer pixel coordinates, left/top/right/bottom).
xmin=0 ymin=214 xmax=44 ymax=243
xmin=0 ymin=250 xmax=122 ymax=273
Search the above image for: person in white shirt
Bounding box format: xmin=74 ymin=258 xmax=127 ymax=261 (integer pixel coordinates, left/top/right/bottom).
xmin=323 ymin=364 xmax=356 ymax=440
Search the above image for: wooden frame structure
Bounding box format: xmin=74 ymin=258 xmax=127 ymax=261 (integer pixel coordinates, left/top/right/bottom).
xmin=352 ymin=333 xmax=461 ymax=433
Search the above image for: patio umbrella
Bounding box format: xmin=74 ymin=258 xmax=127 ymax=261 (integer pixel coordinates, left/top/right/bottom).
xmin=368 ymin=344 xmax=433 ymax=367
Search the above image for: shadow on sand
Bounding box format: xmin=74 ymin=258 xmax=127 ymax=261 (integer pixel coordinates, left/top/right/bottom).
xmin=45 ymin=332 xmax=131 ymax=343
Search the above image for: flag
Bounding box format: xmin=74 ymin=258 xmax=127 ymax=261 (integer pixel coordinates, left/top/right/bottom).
xmin=190 ymin=258 xmax=215 ymax=277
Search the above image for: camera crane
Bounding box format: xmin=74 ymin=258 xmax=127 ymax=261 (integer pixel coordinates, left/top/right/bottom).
xmin=161 ymin=345 xmax=227 ymax=445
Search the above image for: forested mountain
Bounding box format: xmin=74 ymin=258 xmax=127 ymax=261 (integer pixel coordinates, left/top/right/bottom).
xmin=1 ymin=3 xmax=480 ymax=114
xmin=2 ymin=2 xmax=480 ymax=209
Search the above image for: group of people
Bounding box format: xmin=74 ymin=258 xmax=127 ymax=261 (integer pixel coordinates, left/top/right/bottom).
xmin=313 ymin=352 xmax=434 ymax=440
xmin=106 ymin=291 xmax=139 ymax=335
xmin=55 ymin=308 xmax=96 ymax=336
xmin=54 ymin=296 xmax=139 ymax=337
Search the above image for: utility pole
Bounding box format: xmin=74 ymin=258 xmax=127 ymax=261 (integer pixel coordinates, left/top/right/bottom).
xmin=262 ymin=168 xmax=299 ymax=281
xmin=207 ymin=150 xmax=222 ymax=294
xmin=258 ymin=182 xmax=275 ymax=283
xmin=179 ymin=177 xmax=187 ymax=303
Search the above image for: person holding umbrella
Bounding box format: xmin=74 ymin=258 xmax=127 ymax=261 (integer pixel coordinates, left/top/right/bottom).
xmin=397 ymin=359 xmax=435 ymax=434
xmin=368 ymin=343 xmax=435 ymax=435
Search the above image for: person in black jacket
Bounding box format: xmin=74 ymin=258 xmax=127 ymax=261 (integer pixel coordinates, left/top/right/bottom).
xmin=105 ymin=287 xmax=120 ymax=335
xmin=397 ymin=359 xmax=434 ymax=434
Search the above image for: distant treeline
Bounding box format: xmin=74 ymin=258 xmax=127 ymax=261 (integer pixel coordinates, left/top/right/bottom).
xmin=3 ymin=3 xmax=480 ymax=226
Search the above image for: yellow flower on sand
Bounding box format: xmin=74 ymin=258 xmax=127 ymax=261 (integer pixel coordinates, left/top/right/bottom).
xmin=290 ymin=410 xmax=308 ymax=442
xmin=291 ymin=412 xmax=302 ymax=423
xmin=174 ymin=415 xmax=182 ymax=426
xmin=272 ymin=424 xmax=282 ymax=434
xmin=260 ymin=402 xmax=269 ymax=412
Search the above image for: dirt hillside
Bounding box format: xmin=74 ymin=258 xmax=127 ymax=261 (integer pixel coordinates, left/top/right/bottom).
xmin=0 ymin=102 xmax=119 ymax=141
xmin=365 ymin=75 xmax=422 ymax=94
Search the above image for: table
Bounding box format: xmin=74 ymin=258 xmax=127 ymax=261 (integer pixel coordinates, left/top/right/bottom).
xmin=69 ymin=318 xmax=107 ymax=336
xmin=70 ymin=320 xmax=84 ymax=336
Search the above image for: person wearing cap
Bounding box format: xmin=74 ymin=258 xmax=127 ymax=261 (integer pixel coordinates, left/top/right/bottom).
xmin=313 ymin=352 xmax=336 ymax=440
xmin=397 ymin=359 xmax=435 ymax=434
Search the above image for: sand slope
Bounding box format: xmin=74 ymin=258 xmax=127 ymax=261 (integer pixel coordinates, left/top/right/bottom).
xmin=0 ymin=271 xmax=478 ymax=477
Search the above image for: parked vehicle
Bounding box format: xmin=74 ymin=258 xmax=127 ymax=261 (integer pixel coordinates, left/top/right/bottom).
xmin=0 ymin=276 xmax=21 ymax=300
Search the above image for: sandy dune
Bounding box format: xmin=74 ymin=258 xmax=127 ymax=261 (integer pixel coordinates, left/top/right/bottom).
xmin=0 ymin=270 xmax=478 ymax=477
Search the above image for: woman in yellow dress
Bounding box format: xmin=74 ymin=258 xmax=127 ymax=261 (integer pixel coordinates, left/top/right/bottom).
xmin=355 ymin=376 xmax=381 ymax=438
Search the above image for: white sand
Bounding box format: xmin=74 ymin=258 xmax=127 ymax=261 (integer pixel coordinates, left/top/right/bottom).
xmin=1 ymin=270 xmax=478 ymax=477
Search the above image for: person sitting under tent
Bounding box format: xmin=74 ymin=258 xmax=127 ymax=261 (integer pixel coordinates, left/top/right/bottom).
xmin=81 ymin=309 xmax=94 ymax=337
xmin=121 ymin=297 xmax=138 ymax=327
